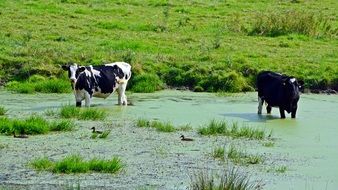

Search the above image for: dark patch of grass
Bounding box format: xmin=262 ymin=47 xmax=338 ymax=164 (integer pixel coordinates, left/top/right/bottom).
xmin=50 ymin=119 xmax=75 ymax=131
xmin=198 ymin=120 xmax=267 ymax=140
xmin=0 ymin=116 xmax=75 ymax=135
xmin=60 ymin=105 xmax=106 ymax=120
xmin=130 ymin=73 xmax=164 ymax=93
xmin=226 ymin=145 xmax=263 ymax=165
xmin=30 ymin=155 xmax=123 ymax=174
xmin=0 ymin=106 xmax=7 ymax=116
xmin=136 ymin=119 xmax=176 ymax=132
xmin=189 ymin=167 xmax=262 ymax=190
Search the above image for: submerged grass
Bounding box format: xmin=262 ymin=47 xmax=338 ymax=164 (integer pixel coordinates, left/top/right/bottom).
xmin=136 ymin=119 xmax=176 ymax=132
xmin=198 ymin=120 xmax=267 ymax=140
xmin=189 ymin=167 xmax=262 ymax=190
xmin=30 ymin=155 xmax=123 ymax=174
xmin=0 ymin=115 xmax=75 ymax=135
xmin=60 ymin=105 xmax=107 ymax=120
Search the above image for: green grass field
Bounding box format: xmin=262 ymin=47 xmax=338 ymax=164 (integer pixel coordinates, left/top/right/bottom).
xmin=0 ymin=0 xmax=337 ymax=92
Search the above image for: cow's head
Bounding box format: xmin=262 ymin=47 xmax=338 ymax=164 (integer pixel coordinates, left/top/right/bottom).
xmin=62 ymin=63 xmax=86 ymax=88
xmin=283 ymin=77 xmax=301 ymax=99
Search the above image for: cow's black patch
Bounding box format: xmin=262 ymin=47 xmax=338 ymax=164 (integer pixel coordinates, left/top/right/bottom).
xmin=75 ymin=65 xmax=124 ymax=95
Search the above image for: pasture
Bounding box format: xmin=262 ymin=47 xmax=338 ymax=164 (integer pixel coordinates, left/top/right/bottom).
xmin=0 ymin=0 xmax=337 ymax=92
xmin=0 ymin=90 xmax=337 ymax=189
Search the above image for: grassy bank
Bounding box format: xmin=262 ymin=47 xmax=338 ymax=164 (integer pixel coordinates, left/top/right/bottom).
xmin=0 ymin=0 xmax=337 ymax=92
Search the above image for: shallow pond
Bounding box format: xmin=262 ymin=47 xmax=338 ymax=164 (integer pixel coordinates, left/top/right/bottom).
xmin=0 ymin=90 xmax=337 ymax=189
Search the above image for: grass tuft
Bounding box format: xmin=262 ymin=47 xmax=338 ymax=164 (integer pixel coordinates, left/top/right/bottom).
xmin=212 ymin=146 xmax=225 ymax=160
xmin=226 ymin=145 xmax=263 ymax=165
xmin=190 ymin=167 xmax=262 ymax=190
xmin=60 ymin=105 xmax=107 ymax=120
xmin=79 ymin=108 xmax=107 ymax=120
xmin=30 ymin=155 xmax=123 ymax=174
xmin=0 ymin=116 xmax=75 ymax=135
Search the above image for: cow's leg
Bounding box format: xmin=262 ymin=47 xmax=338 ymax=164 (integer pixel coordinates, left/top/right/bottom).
xmin=279 ymin=108 xmax=286 ymax=119
xmin=258 ymin=97 xmax=263 ymax=114
xmin=266 ymin=105 xmax=272 ymax=114
xmin=84 ymin=91 xmax=91 ymax=107
xmin=119 ymin=82 xmax=128 ymax=105
xmin=75 ymin=90 xmax=83 ymax=107
xmin=117 ymin=87 xmax=122 ymax=105
xmin=291 ymin=106 xmax=297 ymax=119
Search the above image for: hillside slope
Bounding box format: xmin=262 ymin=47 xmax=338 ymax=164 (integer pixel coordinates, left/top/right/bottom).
xmin=0 ymin=0 xmax=337 ymax=92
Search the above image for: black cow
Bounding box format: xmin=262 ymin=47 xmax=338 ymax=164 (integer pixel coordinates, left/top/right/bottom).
xmin=257 ymin=71 xmax=302 ymax=119
xmin=62 ymin=62 xmax=131 ymax=107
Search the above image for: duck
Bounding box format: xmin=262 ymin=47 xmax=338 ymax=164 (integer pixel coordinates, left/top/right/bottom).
xmin=13 ymin=132 xmax=29 ymax=138
xmin=91 ymin=127 xmax=103 ymax=134
xmin=180 ymin=135 xmax=194 ymax=141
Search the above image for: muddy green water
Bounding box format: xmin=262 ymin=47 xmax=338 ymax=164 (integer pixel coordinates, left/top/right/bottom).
xmin=0 ymin=90 xmax=337 ymax=189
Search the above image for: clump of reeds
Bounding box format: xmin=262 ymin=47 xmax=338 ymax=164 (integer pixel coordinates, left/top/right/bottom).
xmin=136 ymin=118 xmax=176 ymax=132
xmin=60 ymin=105 xmax=107 ymax=120
xmin=0 ymin=115 xmax=75 ymax=135
xmin=198 ymin=120 xmax=267 ymax=140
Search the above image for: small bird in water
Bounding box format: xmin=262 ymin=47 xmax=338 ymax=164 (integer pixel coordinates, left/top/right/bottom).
xmin=180 ymin=135 xmax=194 ymax=141
xmin=91 ymin=127 xmax=103 ymax=134
xmin=13 ymin=132 xmax=29 ymax=138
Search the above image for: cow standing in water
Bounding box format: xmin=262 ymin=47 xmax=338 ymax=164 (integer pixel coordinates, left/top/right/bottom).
xmin=62 ymin=62 xmax=131 ymax=107
xmin=257 ymin=71 xmax=302 ymax=119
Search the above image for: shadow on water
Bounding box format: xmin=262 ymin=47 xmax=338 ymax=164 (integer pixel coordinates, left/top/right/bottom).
xmin=220 ymin=112 xmax=281 ymax=123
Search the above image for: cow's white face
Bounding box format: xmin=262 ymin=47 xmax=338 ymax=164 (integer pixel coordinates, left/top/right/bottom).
xmin=68 ymin=64 xmax=78 ymax=83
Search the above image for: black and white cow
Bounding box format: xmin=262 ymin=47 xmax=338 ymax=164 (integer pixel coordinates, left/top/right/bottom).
xmin=257 ymin=71 xmax=302 ymax=119
xmin=62 ymin=62 xmax=131 ymax=107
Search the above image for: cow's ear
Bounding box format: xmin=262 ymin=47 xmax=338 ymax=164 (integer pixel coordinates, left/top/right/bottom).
xmin=62 ymin=65 xmax=69 ymax=71
xmin=78 ymin=66 xmax=86 ymax=72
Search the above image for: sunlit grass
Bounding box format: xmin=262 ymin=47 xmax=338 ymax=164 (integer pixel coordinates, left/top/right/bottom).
xmin=6 ymin=78 xmax=70 ymax=94
xmin=30 ymin=155 xmax=123 ymax=174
